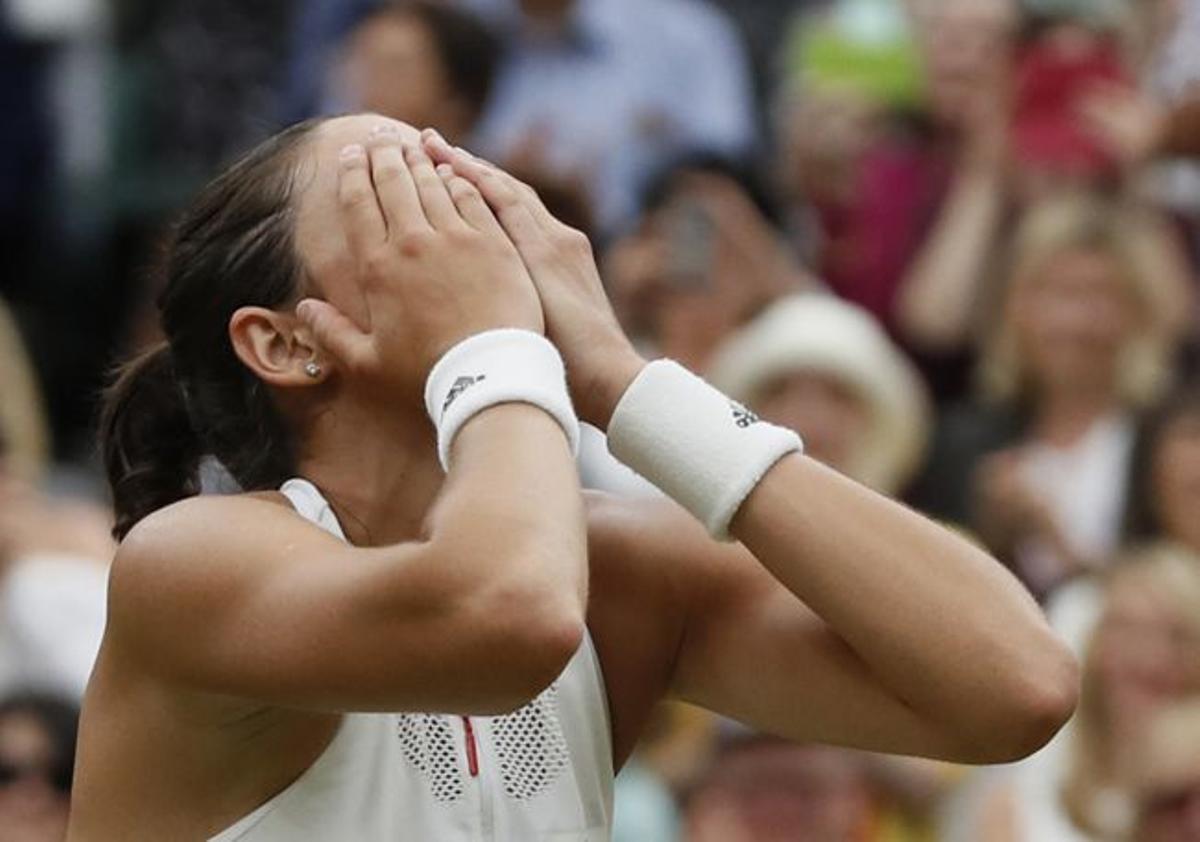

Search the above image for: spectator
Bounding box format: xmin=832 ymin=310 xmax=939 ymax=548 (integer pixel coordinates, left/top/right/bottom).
xmin=0 ymin=693 xmax=78 ymax=842
xmin=0 ymin=299 xmax=49 ymax=485
xmin=912 ymin=193 xmax=1189 ymax=598
xmin=0 ymin=305 xmax=110 ymax=700
xmin=605 ymin=156 xmax=810 ymax=373
xmin=1131 ymin=701 xmax=1200 ymax=842
xmin=973 ymin=544 xmax=1200 ymax=841
xmin=471 ymin=0 xmax=756 ymax=230
xmin=322 ymin=1 xmax=502 ymax=147
xmin=773 ymin=0 xmax=924 ymax=268
xmin=709 ymin=294 xmax=931 ymax=496
xmin=1125 ymin=383 xmax=1200 ymax=554
xmin=0 ymin=468 xmax=110 ymax=701
xmin=781 ymin=0 xmax=1019 ymax=399
xmin=683 ymin=738 xmax=874 ymax=842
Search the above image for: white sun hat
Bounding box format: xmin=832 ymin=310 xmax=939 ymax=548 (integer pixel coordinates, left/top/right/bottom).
xmin=708 ymin=294 xmax=932 ymax=495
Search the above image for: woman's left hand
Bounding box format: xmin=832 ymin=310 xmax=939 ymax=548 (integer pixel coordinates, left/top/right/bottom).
xmin=422 ymin=129 xmax=645 ymax=429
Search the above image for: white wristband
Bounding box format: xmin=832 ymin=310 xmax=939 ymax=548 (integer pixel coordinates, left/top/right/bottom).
xmin=424 ymin=329 xmax=580 ymax=470
xmin=607 ymin=360 xmax=802 ymax=540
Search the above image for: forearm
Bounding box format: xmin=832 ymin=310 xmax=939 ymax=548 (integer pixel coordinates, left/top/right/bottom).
xmin=729 ymin=454 xmax=1076 ymax=753
xmin=391 ymin=404 xmax=588 ymax=709
xmin=895 ymin=166 xmax=1004 ymax=351
xmin=428 ymin=404 xmax=588 ymax=619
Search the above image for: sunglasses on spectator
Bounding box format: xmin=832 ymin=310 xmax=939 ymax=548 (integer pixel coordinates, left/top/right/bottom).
xmin=0 ymin=760 xmax=71 ymax=795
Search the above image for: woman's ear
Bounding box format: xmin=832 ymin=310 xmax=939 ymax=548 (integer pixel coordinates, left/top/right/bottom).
xmin=229 ymin=306 xmax=328 ymax=388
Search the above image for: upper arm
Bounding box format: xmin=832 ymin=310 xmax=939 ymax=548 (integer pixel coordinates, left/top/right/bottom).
xmin=590 ymin=498 xmax=965 ymax=761
xmin=108 ymin=494 xmax=568 ymax=714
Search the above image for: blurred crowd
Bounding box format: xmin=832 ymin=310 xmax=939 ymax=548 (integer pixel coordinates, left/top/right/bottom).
xmin=4 ymin=0 xmax=1200 ymax=839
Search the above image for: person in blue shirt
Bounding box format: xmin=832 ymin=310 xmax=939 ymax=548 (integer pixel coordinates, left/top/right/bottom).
xmin=283 ymin=0 xmax=755 ymax=233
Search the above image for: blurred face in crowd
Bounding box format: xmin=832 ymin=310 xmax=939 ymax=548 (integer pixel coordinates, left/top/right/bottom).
xmin=606 ymin=174 xmax=780 ymax=372
xmin=754 ymin=371 xmax=869 ymax=476
xmin=910 ymin=0 xmax=1016 ymax=126
xmin=341 ymin=12 xmax=472 ymax=144
xmin=1012 ymin=246 xmax=1140 ymax=400
xmin=1137 ymin=770 xmax=1200 ymax=842
xmin=684 ymin=744 xmax=871 ymax=842
xmin=1151 ymin=408 xmax=1200 ymax=553
xmin=518 ymin=0 xmax=575 ymax=24
xmin=0 ymin=711 xmax=70 ymax=842
xmin=779 ymin=89 xmax=880 ymax=206
xmin=1090 ymin=575 xmax=1200 ymax=731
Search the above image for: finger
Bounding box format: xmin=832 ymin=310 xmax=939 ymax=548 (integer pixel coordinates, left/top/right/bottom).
xmin=436 ymin=164 xmax=505 ymax=236
xmin=492 ymin=167 xmax=560 ymax=230
xmin=337 ymin=144 xmax=388 ymax=254
xmin=367 ymin=127 xmax=427 ymax=235
xmin=295 ymin=298 xmax=372 ymax=371
xmin=421 ymin=129 xmax=558 ymax=228
xmin=462 ymin=163 xmax=553 ymax=258
xmin=404 ymin=143 xmax=464 ymax=230
xmin=421 ymin=127 xmax=472 ymax=169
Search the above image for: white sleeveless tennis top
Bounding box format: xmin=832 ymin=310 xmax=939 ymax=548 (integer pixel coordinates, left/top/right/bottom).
xmin=209 ymin=478 xmax=615 ymax=842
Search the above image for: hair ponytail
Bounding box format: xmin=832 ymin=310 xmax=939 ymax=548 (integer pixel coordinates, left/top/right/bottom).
xmin=99 ymin=118 xmax=321 ymax=540
xmin=100 ymin=343 xmax=203 ymax=540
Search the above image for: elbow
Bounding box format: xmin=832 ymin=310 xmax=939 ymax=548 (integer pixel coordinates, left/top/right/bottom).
xmin=468 ymin=580 xmax=586 ymax=715
xmin=499 ymin=597 xmax=588 ymax=710
xmin=956 ymin=639 xmax=1080 ymax=764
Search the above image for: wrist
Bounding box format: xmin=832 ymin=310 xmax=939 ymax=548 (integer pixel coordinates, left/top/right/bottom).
xmin=606 ymin=360 xmax=803 ymax=540
xmin=424 ymin=329 xmax=580 ymax=470
xmin=576 ymin=347 xmax=647 ymax=430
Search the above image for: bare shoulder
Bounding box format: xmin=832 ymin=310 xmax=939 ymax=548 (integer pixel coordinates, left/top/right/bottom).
xmin=114 ymin=494 xmax=295 ymax=590
xmin=106 ymin=492 xmax=338 ymax=651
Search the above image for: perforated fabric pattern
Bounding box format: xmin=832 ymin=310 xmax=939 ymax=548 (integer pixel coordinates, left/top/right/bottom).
xmin=395 ymin=714 xmax=464 ymax=803
xmin=490 ymin=684 xmax=570 ymax=801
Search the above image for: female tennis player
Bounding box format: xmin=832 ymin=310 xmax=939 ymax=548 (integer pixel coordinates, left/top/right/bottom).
xmin=67 ymin=115 xmax=1078 ymax=841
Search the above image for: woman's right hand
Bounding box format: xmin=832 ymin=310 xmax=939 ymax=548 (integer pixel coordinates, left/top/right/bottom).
xmin=296 ymin=127 xmax=543 ymax=402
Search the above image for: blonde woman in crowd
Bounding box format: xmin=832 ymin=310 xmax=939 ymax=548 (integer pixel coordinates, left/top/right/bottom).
xmin=972 ymin=544 xmax=1200 ymax=842
xmin=1129 ymin=701 xmax=1200 ymax=842
xmin=911 ymin=192 xmax=1191 ymax=599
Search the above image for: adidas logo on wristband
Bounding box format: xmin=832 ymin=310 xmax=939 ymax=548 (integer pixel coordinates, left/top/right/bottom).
xmin=730 ymin=401 xmax=760 ymax=429
xmin=443 ymin=374 xmax=487 ymax=413
xmin=424 ymin=329 xmax=580 ymax=471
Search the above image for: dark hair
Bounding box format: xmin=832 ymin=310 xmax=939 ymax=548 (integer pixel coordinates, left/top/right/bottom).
xmin=101 ymin=119 xmax=322 ymax=540
xmin=359 ymin=0 xmax=502 ymax=125
xmin=1123 ymin=382 xmax=1200 ymax=544
xmin=640 ymin=152 xmax=784 ymax=228
xmin=0 ymin=692 xmax=79 ymax=794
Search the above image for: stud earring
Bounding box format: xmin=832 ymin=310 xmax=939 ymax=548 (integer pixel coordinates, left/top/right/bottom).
xmin=304 ymin=361 xmax=322 ymax=379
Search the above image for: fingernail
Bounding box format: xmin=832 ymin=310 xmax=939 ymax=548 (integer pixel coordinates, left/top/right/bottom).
xmin=295 ymin=299 xmax=313 ymax=319
xmin=436 ymin=163 xmax=453 ymax=177
xmin=339 ymin=144 xmax=365 ymax=161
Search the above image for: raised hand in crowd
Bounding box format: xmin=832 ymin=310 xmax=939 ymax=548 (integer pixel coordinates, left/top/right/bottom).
xmin=896 ymin=56 xmax=1012 ymax=352
xmin=602 ymin=165 xmax=812 ymax=372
